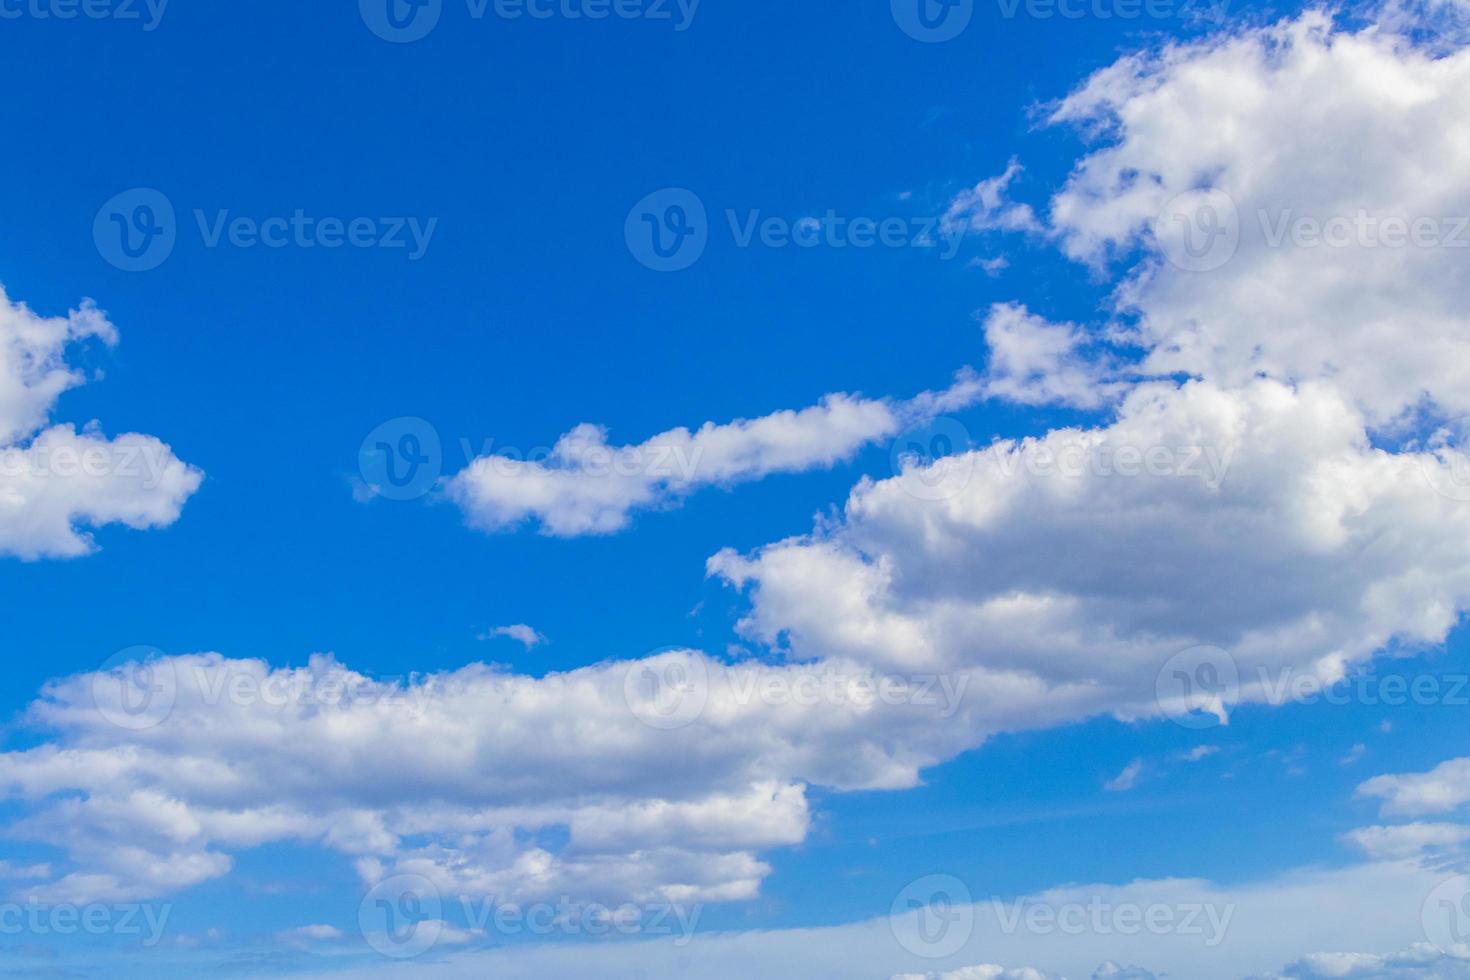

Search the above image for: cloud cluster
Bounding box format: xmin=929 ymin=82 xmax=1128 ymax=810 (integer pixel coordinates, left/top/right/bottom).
xmin=0 ymin=650 xmax=993 ymax=903
xmin=13 ymin=11 xmax=1470 ymax=976
xmin=0 ymin=286 xmax=201 ymax=559
xmin=1048 ymin=11 xmax=1470 ymax=426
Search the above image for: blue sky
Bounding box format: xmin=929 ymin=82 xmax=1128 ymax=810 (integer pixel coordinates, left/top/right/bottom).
xmin=5 ymin=1 xmax=1470 ymax=978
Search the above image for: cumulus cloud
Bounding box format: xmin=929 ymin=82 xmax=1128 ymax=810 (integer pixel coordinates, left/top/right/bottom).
xmin=711 ymin=378 xmax=1470 ymax=736
xmin=0 ymin=285 xmax=201 ymax=559
xmin=0 ymin=650 xmax=990 ymax=903
xmin=445 ymin=380 xmax=983 ymax=537
xmin=978 ymin=303 xmax=1125 ymax=409
xmin=1360 ymin=759 xmax=1470 ymax=818
xmin=1045 ymin=11 xmax=1470 ymax=426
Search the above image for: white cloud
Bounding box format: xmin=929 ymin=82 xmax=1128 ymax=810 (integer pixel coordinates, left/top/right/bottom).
xmin=943 ymin=159 xmax=1043 ymax=235
xmin=1267 ymin=943 xmax=1470 ymax=978
xmin=1045 ymin=11 xmax=1470 ymax=426
xmin=1360 ymin=758 xmax=1470 ymax=818
xmin=213 ymin=860 xmax=1454 ymax=980
xmin=481 ymin=624 xmax=546 ymax=649
xmin=1103 ymin=759 xmax=1144 ymax=792
xmin=445 ymin=394 xmax=905 ymax=537
xmin=0 ymin=650 xmax=991 ymax=903
xmin=711 ymin=378 xmax=1470 ymax=737
xmin=0 ymin=285 xmax=201 ymax=559
xmin=978 ymin=303 xmax=1124 ymax=409
xmin=1342 ymin=822 xmax=1470 ymax=861
xmin=282 ymin=924 xmax=345 ymax=942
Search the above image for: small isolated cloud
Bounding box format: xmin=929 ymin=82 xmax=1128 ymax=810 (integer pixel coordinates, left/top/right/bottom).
xmin=1178 ymin=746 xmax=1219 ymax=763
xmin=1340 ymin=744 xmax=1368 ymax=766
xmin=481 ymin=624 xmax=547 ymax=649
xmin=943 ymin=159 xmax=1042 ymax=235
xmin=969 ymin=256 xmax=1009 ymax=277
xmin=1104 ymin=759 xmax=1144 ymax=792
xmin=280 ymin=924 xmax=343 ymax=943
